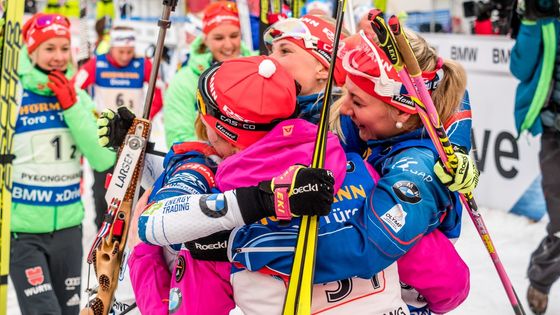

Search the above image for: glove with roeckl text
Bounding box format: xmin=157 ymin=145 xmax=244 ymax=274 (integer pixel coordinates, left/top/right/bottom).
xmin=434 ymin=151 xmax=480 ymax=195
xmin=235 ymin=165 xmax=335 ymax=224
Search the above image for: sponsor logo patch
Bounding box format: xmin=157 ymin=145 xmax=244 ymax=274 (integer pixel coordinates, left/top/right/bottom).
xmin=200 ymin=194 xmax=228 ymax=218
xmin=381 ymin=204 xmax=407 ymax=233
xmin=25 ymin=267 xmax=44 ymax=286
xmin=346 ymin=161 xmax=356 ymax=173
xmin=169 ymin=287 xmax=182 ymax=314
xmin=64 ymin=276 xmax=81 ymax=290
xmin=392 ymin=181 xmax=421 ymax=204
xmin=66 ymin=293 xmax=80 ymax=306
xmin=215 ymin=122 xmax=238 ymax=142
xmin=175 ymin=255 xmax=186 ymax=282
xmin=282 ymin=125 xmax=294 ymax=136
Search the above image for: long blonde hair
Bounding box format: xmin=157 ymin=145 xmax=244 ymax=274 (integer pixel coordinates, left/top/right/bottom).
xmin=405 ymin=30 xmax=466 ymax=129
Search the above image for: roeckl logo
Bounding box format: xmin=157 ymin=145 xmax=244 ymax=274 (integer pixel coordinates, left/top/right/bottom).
xmin=195 ymin=241 xmax=227 ymax=250
xmin=292 ymin=183 xmax=318 ymax=195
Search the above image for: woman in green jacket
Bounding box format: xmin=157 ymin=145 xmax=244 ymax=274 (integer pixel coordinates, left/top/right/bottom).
xmin=10 ymin=13 xmax=115 ymax=315
xmin=164 ymin=1 xmax=255 ymax=147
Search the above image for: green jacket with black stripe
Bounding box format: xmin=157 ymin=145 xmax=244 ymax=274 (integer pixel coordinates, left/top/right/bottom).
xmin=11 ymin=48 xmax=116 ymax=233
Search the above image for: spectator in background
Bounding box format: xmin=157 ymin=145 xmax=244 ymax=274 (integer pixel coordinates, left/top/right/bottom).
xmin=163 ymin=1 xmax=254 ymax=148
xmin=510 ymin=0 xmax=560 ymax=314
xmin=94 ymin=16 xmax=112 ymax=55
xmin=74 ymin=25 xmax=163 ymax=230
xmin=304 ymin=0 xmax=333 ymax=16
xmin=10 ymin=13 xmax=115 ymax=314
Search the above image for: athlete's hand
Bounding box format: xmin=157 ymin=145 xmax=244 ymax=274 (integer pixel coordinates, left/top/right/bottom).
xmin=235 ymin=165 xmax=335 ymax=224
xmin=47 ymin=71 xmax=77 ymax=110
xmin=97 ymin=107 xmax=135 ymax=150
xmin=269 ymin=165 xmax=335 ymax=218
xmin=434 ymin=152 xmax=479 ymax=194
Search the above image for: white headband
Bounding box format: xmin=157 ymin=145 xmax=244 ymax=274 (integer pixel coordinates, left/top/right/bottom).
xmin=110 ymin=29 xmax=136 ymax=47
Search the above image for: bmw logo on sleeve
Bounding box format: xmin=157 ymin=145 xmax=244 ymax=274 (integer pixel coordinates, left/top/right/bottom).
xmin=200 ymin=193 xmax=228 ymax=218
xmin=392 ymin=181 xmax=422 ymax=204
xmin=168 ymin=287 xmax=182 ymax=313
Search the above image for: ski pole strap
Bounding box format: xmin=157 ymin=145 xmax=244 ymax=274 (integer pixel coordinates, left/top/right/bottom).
xmin=0 ymin=154 xmax=15 ymax=164
xmin=271 ymin=165 xmax=302 ymax=221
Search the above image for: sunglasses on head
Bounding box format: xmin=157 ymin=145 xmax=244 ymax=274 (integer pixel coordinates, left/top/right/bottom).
xmin=264 ymin=18 xmax=318 ymax=51
xmin=34 ymin=14 xmax=70 ymax=29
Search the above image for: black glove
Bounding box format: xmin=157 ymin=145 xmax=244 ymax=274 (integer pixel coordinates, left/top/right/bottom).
xmin=97 ymin=106 xmax=135 ymax=151
xmin=236 ymin=165 xmax=335 ymax=224
xmin=185 ymin=230 xmax=232 ymax=262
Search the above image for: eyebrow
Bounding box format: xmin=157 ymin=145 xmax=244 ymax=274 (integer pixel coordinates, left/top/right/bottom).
xmin=349 ymin=91 xmax=366 ymax=104
xmin=277 ymin=42 xmax=294 ymax=49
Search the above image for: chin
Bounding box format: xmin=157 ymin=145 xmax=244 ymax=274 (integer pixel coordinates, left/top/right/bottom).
xmin=50 ymin=66 xmax=67 ymax=72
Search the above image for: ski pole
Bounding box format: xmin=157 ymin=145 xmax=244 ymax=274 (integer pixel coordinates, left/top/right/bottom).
xmin=77 ymin=0 xmax=91 ymax=67
xmin=282 ymin=1 xmax=346 ymax=314
xmin=0 ymin=1 xmax=24 ymax=312
xmin=372 ymin=13 xmax=526 ymax=315
xmin=81 ymin=1 xmax=178 ymax=314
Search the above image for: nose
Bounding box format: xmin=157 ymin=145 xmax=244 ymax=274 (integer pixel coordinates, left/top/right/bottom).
xmin=223 ymin=38 xmax=233 ymax=50
xmin=340 ymin=96 xmax=352 ymax=116
xmin=54 ymin=49 xmax=66 ymax=62
xmin=268 ymin=49 xmax=279 ymax=59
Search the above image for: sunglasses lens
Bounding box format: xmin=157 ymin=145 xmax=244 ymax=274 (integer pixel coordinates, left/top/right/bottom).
xmin=35 ymin=14 xmax=69 ymax=28
xmin=263 ymin=19 xmax=310 ymax=46
xmin=196 ymin=90 xmax=207 ymax=115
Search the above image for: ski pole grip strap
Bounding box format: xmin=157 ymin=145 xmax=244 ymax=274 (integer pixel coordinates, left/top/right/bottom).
xmin=271 ymin=165 xmax=302 ymax=221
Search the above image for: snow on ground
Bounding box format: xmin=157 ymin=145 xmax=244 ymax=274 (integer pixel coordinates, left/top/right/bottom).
xmin=7 ymin=166 xmax=560 ymax=314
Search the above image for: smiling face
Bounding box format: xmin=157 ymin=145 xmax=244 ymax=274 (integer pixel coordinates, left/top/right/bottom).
xmin=340 ymin=78 xmax=409 ymax=141
xmin=268 ymin=39 xmax=327 ymax=96
xmin=204 ymin=23 xmax=241 ymax=62
xmin=32 ymin=37 xmax=71 ymax=72
xmin=110 ymin=46 xmax=135 ymax=67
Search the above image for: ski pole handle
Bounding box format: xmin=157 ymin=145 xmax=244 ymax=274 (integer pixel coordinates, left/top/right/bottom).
xmin=368 ymin=9 xmax=402 ymax=69
xmin=387 ymin=15 xmax=457 ymax=174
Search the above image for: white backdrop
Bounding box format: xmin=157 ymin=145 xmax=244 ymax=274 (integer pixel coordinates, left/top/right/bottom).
xmin=424 ymin=33 xmax=543 ymax=213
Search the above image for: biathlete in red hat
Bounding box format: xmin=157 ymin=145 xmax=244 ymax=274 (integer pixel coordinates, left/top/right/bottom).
xmin=9 ymin=13 xmax=116 ymax=315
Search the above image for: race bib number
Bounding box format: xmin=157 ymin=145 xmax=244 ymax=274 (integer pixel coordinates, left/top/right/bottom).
xmin=95 ymin=86 xmax=144 ymax=117
xmin=31 ymin=131 xmax=78 ymax=164
xmin=311 ymin=274 xmax=386 ymax=313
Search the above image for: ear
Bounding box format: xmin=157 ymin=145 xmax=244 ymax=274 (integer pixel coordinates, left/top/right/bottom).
xmin=396 ymin=111 xmax=412 ymax=124
xmin=315 ymin=63 xmax=329 ymax=81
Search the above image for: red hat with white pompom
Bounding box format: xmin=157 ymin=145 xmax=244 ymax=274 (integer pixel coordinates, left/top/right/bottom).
xmin=197 ymin=56 xmax=299 ymax=148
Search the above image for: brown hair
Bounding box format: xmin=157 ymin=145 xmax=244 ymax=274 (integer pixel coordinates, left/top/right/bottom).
xmin=195 ymin=115 xmax=208 ymax=141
